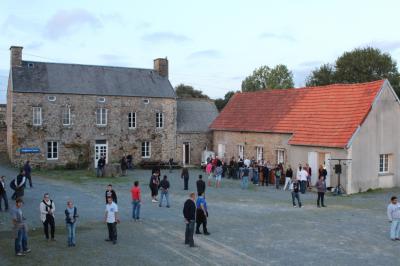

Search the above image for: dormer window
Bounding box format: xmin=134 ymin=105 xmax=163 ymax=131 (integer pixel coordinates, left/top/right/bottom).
xmin=28 ymin=63 xmax=34 ymax=68
xmin=143 ymin=99 xmax=150 ymax=104
xmin=98 ymin=97 xmax=106 ymax=103
xmin=48 ymin=96 xmax=56 ymax=102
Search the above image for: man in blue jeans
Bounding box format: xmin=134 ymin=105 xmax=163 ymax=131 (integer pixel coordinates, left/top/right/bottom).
xmin=159 ymin=175 xmax=170 ymax=208
xmin=12 ymin=198 xmax=31 ymax=256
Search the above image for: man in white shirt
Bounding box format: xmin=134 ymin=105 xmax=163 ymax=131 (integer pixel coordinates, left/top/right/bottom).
xmin=299 ymin=166 xmax=309 ymax=194
xmin=105 ymin=196 xmax=119 ymax=244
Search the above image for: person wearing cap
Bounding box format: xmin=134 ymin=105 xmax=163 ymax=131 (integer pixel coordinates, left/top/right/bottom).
xmin=105 ymin=184 xmax=117 ymax=204
xmin=40 ymin=193 xmax=56 ymax=241
xmin=105 ymin=196 xmax=120 ymax=244
xmin=12 ymin=198 xmax=31 ymax=256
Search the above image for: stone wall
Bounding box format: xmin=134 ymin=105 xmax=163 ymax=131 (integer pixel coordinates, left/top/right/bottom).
xmin=176 ymin=132 xmax=213 ymax=166
xmin=0 ymin=104 xmax=7 ymax=152
xmin=7 ymin=92 xmax=177 ymax=168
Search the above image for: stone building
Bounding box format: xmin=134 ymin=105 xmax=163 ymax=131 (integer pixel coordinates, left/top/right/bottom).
xmin=6 ymin=46 xmax=215 ymax=168
xmin=210 ymin=80 xmax=400 ymax=193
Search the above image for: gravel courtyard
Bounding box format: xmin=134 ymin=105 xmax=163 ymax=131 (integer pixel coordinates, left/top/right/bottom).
xmin=0 ymin=164 xmax=399 ymax=266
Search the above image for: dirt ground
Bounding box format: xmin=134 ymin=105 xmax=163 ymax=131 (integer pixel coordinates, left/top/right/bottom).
xmin=0 ymin=164 xmax=399 ymax=266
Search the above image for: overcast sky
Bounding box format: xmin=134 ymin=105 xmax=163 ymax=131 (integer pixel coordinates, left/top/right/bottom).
xmin=1 ymin=0 xmax=400 ymax=103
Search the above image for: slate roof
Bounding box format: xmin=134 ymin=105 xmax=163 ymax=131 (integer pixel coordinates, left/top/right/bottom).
xmin=11 ymin=61 xmax=176 ymax=98
xmin=210 ymin=80 xmax=385 ymax=148
xmin=177 ymin=99 xmax=219 ymax=133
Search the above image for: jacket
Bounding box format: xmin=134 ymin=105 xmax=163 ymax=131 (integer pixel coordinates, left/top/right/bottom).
xmin=40 ymin=199 xmax=56 ymax=222
xmin=160 ymin=179 xmax=170 ymax=191
xmin=196 ymin=180 xmax=206 ymax=195
xmin=315 ymin=180 xmax=326 ymax=193
xmin=387 ymin=203 xmax=400 ymax=221
xmin=105 ymin=190 xmax=118 ymax=203
xmin=183 ymin=199 xmax=196 ymax=221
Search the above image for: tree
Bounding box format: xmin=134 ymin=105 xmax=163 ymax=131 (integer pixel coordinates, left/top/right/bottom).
xmin=241 ymin=64 xmax=294 ymax=92
xmin=214 ymin=90 xmax=238 ymax=111
xmin=306 ymin=47 xmax=400 ymax=95
xmin=175 ymin=84 xmax=210 ymax=99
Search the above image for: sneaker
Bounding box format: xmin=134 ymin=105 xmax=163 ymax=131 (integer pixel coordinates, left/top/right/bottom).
xmin=195 ymin=231 xmax=202 ymax=234
xmin=166 ymin=206 xmax=170 ymax=208
xmin=24 ymin=249 xmax=31 ymax=253
xmin=299 ymin=206 xmax=303 ymax=208
xmin=322 ymin=205 xmax=327 ymax=207
xmin=16 ymin=252 xmax=25 ymax=256
xmin=293 ymin=205 xmax=297 ymax=208
xmin=152 ymin=199 xmax=158 ymax=203
xmin=204 ymin=232 xmax=210 ymax=235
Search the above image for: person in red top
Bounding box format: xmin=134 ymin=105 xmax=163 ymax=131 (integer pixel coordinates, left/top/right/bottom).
xmin=130 ymin=181 xmax=141 ymax=221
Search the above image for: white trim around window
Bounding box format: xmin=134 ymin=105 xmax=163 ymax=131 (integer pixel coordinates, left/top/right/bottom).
xmin=62 ymin=107 xmax=71 ymax=126
xmin=379 ymin=154 xmax=390 ymax=173
xmin=141 ymin=141 xmax=151 ymax=158
xmin=47 ymin=141 xmax=58 ymax=160
xmin=128 ymin=112 xmax=136 ymax=129
xmin=238 ymin=144 xmax=244 ymax=159
xmin=156 ymin=112 xmax=164 ymax=128
xmin=33 ymin=107 xmax=42 ymax=126
xmin=276 ymin=149 xmax=285 ymax=164
xmin=96 ymin=108 xmax=107 ymax=126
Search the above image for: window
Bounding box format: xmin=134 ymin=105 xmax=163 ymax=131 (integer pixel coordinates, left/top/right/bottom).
xmin=218 ymin=144 xmax=226 ymax=158
xmin=47 ymin=141 xmax=58 ymax=160
xmin=128 ymin=112 xmax=136 ymax=128
xmin=156 ymin=112 xmax=163 ymax=128
xmin=143 ymin=99 xmax=150 ymax=104
xmin=97 ymin=97 xmax=106 ymax=103
xmin=256 ymin=146 xmax=264 ymax=163
xmin=48 ymin=96 xmax=56 ymax=102
xmin=379 ymin=154 xmax=390 ymax=173
xmin=62 ymin=107 xmax=71 ymax=126
xmin=276 ymin=149 xmax=285 ymax=164
xmin=96 ymin=108 xmax=107 ymax=126
xmin=141 ymin=141 xmax=151 ymax=158
xmin=28 ymin=63 xmax=34 ymax=68
xmin=238 ymin=145 xmax=244 ymax=159
xmin=33 ymin=107 xmax=42 ymax=126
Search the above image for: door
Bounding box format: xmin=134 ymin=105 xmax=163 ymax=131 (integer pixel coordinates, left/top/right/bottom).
xmin=308 ymin=151 xmax=318 ymax=184
xmin=183 ymin=142 xmax=190 ymax=165
xmin=95 ymin=140 xmax=108 ymax=168
xmin=324 ymin=153 xmax=331 ymax=187
xmin=218 ymin=144 xmax=225 ymax=159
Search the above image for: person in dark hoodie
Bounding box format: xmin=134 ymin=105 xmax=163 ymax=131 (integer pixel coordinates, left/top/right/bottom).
xmin=183 ymin=192 xmax=196 ymax=247
xmin=105 ymin=184 xmax=117 ymax=204
xmin=159 ymin=175 xmax=170 ymax=208
xmin=10 ymin=170 xmax=26 ymax=200
xmin=196 ymin=175 xmax=206 ymax=196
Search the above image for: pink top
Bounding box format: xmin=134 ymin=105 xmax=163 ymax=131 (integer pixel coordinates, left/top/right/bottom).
xmin=206 ymin=163 xmax=212 ymax=174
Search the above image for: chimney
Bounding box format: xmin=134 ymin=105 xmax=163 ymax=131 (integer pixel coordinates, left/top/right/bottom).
xmin=153 ymin=57 xmax=168 ymax=78
xmin=10 ymin=46 xmax=23 ymax=67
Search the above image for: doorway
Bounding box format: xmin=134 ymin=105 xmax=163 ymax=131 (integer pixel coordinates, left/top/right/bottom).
xmin=183 ymin=142 xmax=190 ymax=166
xmin=95 ymin=140 xmax=108 ymax=168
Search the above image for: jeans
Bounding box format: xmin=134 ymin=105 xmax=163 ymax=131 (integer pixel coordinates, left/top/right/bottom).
xmin=66 ymin=223 xmax=76 ymax=246
xmin=132 ymin=200 xmax=141 ymax=220
xmin=184 ymin=178 xmax=189 ymax=190
xmin=283 ymin=177 xmax=291 ymax=190
xmin=43 ymin=215 xmax=55 ymax=239
xmin=0 ymin=192 xmax=8 ymax=210
xmin=317 ymin=192 xmax=325 ymax=206
xmin=159 ymin=191 xmax=170 ymax=207
xmin=107 ymin=222 xmax=117 ymax=241
xmin=253 ymin=170 xmax=259 ymax=184
xmin=300 ymin=180 xmax=307 ymax=194
xmin=96 ymin=167 xmax=104 ymax=177
xmin=291 ymin=192 xmax=302 ymax=207
xmin=390 ymin=219 xmax=400 ymax=240
xmin=15 ymin=227 xmax=28 ymax=254
xmin=185 ymin=220 xmax=195 ymax=247
xmin=26 ymin=174 xmax=33 ymax=187
xmin=241 ymin=176 xmax=249 ymax=189
xmin=276 ymin=176 xmax=281 ymax=189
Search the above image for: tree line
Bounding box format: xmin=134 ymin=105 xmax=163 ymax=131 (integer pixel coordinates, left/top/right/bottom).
xmin=175 ymin=47 xmax=400 ymax=111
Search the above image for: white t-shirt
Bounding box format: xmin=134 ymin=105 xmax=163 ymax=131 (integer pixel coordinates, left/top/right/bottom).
xmin=299 ymin=169 xmax=309 ymax=181
xmin=105 ymin=202 xmax=118 ymax=223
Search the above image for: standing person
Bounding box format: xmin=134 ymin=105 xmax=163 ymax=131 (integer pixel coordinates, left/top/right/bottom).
xmin=215 ymin=165 xmax=223 ymax=188
xmin=291 ymin=179 xmax=302 ymax=208
xmin=196 ymin=175 xmax=206 ymax=196
xmin=105 ymin=184 xmax=118 ymax=204
xmin=12 ymin=198 xmax=31 ymax=256
xmin=168 ymin=158 xmax=174 ymax=173
xmin=262 ymin=162 xmax=269 ymax=186
xmin=306 ymin=163 xmax=312 ymax=189
xmin=283 ymin=165 xmax=293 ymax=191
xmin=65 ymin=200 xmax=78 ymax=247
xmin=196 ymin=192 xmax=210 ymax=235
xmin=316 ymin=176 xmax=327 ymax=208
xmin=387 ymin=196 xmax=400 ymax=241
xmin=40 ymin=193 xmax=56 ymax=241
xmin=120 ymin=156 xmax=128 ymax=176
xmin=206 ymin=162 xmax=213 ymax=187
xmin=228 ymin=157 xmax=235 ymax=179
xmin=181 ymin=167 xmax=189 ymax=190
xmin=299 ymin=166 xmax=308 ymax=194
xmin=0 ymin=175 xmax=9 ymax=211
xmin=241 ymin=166 xmax=249 ymax=189
xmin=105 ymin=196 xmax=120 ymax=244
xmin=126 ymin=154 xmax=133 ymax=170
xmin=23 ymin=161 xmax=33 ymax=188
xmin=183 ymin=192 xmax=196 ymax=247
xmin=319 ymin=165 xmax=328 ymax=181
xmin=10 ymin=170 xmax=26 ymax=200
xmin=130 ymin=181 xmax=141 ymax=221
xmin=275 ymin=165 xmax=282 ymax=189
xmin=97 ymin=156 xmax=106 ymax=177
xmin=159 ymin=175 xmax=170 ymax=208
xmin=149 ymin=171 xmax=160 ymax=203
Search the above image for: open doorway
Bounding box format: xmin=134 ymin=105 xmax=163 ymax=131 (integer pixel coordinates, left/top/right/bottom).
xmin=183 ymin=142 xmax=190 ymax=166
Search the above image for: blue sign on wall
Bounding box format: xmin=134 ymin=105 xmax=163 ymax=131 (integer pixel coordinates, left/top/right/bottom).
xmin=20 ymin=148 xmax=41 ymax=153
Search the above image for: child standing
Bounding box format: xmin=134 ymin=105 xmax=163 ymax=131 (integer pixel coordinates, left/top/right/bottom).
xmin=291 ymin=180 xmax=302 ymax=208
xmin=387 ymin=196 xmax=400 ymax=241
xmin=206 ymin=162 xmax=213 ymax=187
xmin=65 ymin=200 xmax=78 ymax=247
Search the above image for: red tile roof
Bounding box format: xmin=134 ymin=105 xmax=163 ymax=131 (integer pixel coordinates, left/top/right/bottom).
xmin=210 ymin=80 xmax=385 ymax=148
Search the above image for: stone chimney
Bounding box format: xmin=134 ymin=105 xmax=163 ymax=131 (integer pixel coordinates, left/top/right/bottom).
xmin=153 ymin=57 xmax=168 ymax=78
xmin=10 ymin=46 xmax=23 ymax=67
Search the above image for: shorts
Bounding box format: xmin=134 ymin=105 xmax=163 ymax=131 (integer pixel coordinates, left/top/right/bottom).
xmin=151 ymin=186 xmax=158 ymax=197
xmin=215 ymin=175 xmax=221 ymax=181
xmin=208 ymin=173 xmax=213 ymax=180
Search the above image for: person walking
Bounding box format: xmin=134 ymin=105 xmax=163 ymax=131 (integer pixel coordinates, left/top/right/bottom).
xmin=10 ymin=170 xmax=26 ymax=200
xmin=183 ymin=192 xmax=196 ymax=247
xmin=206 ymin=162 xmax=213 ymax=187
xmin=120 ymin=156 xmax=128 ymax=176
xmin=196 ymin=175 xmax=206 ymax=196
xmin=149 ymin=171 xmax=160 ymax=203
xmin=127 ymin=154 xmax=133 ymax=170
xmin=283 ymin=165 xmax=293 ymax=191
xmin=316 ymin=175 xmax=327 ymax=208
xmin=241 ymin=166 xmax=249 ymax=189
xmin=65 ymin=200 xmax=78 ymax=247
xmin=130 ymin=181 xmax=141 ymax=221
xmin=23 ymin=161 xmax=33 ymax=188
xmin=168 ymin=158 xmax=174 ymax=173
xmin=387 ymin=196 xmax=400 ymax=241
xmin=105 ymin=184 xmax=118 ymax=204
xmin=275 ymin=165 xmax=282 ymax=189
xmin=215 ymin=165 xmax=223 ymax=188
xmin=105 ymin=196 xmax=120 ymax=244
xmin=299 ymin=166 xmax=308 ymax=194
xmin=291 ymin=179 xmax=302 ymax=208
xmin=181 ymin=167 xmax=189 ymax=190
xmin=40 ymin=193 xmax=56 ymax=241
xmin=0 ymin=175 xmax=9 ymax=211
xmin=159 ymin=175 xmax=171 ymax=208
xmin=196 ymin=192 xmax=210 ymax=235
xmin=12 ymin=198 xmax=31 ymax=256
xmin=97 ymin=156 xmax=106 ymax=177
